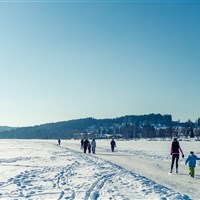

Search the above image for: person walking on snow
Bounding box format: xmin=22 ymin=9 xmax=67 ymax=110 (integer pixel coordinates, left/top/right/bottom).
xmin=88 ymin=141 xmax=91 ymax=153
xmin=185 ymin=151 xmax=200 ymax=177
xmin=83 ymin=139 xmax=89 ymax=153
xmin=169 ymin=138 xmax=184 ymax=173
xmin=110 ymin=138 xmax=116 ymax=152
xmin=91 ymin=139 xmax=96 ymax=154
xmin=58 ymin=139 xmax=61 ymax=146
xmin=81 ymin=139 xmax=84 ymax=149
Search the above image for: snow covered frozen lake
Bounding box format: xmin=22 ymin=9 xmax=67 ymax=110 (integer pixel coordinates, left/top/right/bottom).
xmin=0 ymin=139 xmax=199 ymax=199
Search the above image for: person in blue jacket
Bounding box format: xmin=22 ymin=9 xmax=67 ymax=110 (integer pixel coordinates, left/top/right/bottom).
xmin=185 ymin=151 xmax=200 ymax=177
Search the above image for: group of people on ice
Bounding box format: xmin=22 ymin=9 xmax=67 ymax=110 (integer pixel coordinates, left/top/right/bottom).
xmin=170 ymin=137 xmax=200 ymax=178
xmin=81 ymin=138 xmax=97 ymax=154
xmin=60 ymin=136 xmax=199 ymax=178
xmin=81 ymin=138 xmax=117 ymax=154
xmin=81 ymin=137 xmax=200 ymax=178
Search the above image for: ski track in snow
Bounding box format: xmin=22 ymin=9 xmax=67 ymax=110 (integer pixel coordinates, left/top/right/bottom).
xmin=0 ymin=141 xmax=191 ymax=200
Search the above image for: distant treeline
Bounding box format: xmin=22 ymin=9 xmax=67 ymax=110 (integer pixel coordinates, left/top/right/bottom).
xmin=0 ymin=114 xmax=199 ymax=139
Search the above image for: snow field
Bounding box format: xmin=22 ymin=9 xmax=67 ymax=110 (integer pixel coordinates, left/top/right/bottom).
xmin=0 ymin=139 xmax=195 ymax=199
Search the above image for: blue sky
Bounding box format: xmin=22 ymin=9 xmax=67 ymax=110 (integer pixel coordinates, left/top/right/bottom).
xmin=0 ymin=1 xmax=200 ymax=126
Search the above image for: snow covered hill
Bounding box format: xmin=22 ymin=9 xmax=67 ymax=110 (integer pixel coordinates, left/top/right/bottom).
xmin=0 ymin=139 xmax=198 ymax=199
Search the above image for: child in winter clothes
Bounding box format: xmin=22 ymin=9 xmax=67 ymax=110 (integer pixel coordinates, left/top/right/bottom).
xmin=185 ymin=151 xmax=200 ymax=177
xmin=88 ymin=141 xmax=91 ymax=154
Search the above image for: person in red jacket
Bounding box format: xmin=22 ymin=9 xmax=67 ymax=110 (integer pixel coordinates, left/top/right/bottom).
xmin=169 ymin=138 xmax=184 ymax=173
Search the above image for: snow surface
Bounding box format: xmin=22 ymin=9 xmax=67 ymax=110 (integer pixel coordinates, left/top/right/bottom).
xmin=0 ymin=139 xmax=199 ymax=199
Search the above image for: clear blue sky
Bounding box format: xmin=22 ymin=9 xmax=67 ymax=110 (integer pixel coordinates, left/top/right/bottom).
xmin=0 ymin=1 xmax=200 ymax=126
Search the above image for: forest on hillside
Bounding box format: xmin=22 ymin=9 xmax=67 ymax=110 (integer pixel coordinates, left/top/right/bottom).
xmin=0 ymin=114 xmax=199 ymax=139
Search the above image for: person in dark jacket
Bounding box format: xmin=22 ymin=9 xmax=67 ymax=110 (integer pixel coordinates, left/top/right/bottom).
xmin=169 ymin=138 xmax=184 ymax=173
xmin=83 ymin=139 xmax=89 ymax=153
xmin=58 ymin=139 xmax=61 ymax=146
xmin=110 ymin=138 xmax=116 ymax=152
xmin=81 ymin=139 xmax=84 ymax=149
xmin=185 ymin=151 xmax=200 ymax=177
